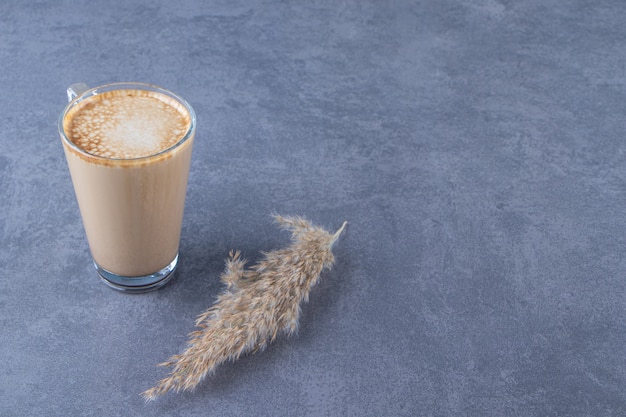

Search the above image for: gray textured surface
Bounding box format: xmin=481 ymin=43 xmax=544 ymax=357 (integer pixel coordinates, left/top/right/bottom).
xmin=1 ymin=0 xmax=625 ymax=416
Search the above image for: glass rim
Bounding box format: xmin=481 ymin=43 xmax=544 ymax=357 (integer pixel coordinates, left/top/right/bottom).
xmin=58 ymin=82 xmax=196 ymax=163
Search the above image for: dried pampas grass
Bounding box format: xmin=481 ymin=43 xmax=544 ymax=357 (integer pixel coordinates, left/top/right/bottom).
xmin=142 ymin=215 xmax=347 ymax=401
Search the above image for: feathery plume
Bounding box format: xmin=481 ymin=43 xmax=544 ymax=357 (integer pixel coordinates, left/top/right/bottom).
xmin=141 ymin=215 xmax=347 ymax=400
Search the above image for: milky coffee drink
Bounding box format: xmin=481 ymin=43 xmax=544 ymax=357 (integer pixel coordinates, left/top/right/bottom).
xmin=60 ymin=84 xmax=195 ymax=292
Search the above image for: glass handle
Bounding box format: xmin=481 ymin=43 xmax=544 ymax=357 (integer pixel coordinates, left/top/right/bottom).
xmin=67 ymin=83 xmax=89 ymax=102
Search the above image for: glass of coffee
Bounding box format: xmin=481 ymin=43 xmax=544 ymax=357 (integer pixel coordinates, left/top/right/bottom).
xmin=59 ymin=82 xmax=196 ymax=293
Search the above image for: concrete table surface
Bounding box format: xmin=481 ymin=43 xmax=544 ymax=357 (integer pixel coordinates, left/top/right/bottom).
xmin=1 ymin=0 xmax=625 ymax=416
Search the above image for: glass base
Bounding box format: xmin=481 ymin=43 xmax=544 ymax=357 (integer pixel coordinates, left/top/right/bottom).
xmin=95 ymin=254 xmax=178 ymax=293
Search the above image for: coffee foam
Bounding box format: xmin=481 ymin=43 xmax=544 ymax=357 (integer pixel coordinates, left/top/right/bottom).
xmin=65 ymin=89 xmax=191 ymax=159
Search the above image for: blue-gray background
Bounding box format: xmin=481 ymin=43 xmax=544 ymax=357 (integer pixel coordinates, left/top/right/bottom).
xmin=1 ymin=0 xmax=625 ymax=416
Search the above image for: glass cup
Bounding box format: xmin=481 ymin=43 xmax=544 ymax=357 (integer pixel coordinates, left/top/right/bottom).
xmin=59 ymin=82 xmax=196 ymax=293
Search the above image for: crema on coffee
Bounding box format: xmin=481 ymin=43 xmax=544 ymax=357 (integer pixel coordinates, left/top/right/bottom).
xmin=64 ymin=89 xmax=191 ymax=160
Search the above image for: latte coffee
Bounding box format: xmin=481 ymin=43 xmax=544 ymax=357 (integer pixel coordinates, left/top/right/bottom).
xmin=59 ymin=83 xmax=196 ymax=292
